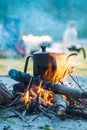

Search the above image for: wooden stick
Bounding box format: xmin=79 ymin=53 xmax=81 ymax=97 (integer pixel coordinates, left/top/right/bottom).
xmin=9 ymin=96 xmax=21 ymax=107
xmin=69 ymin=74 xmax=84 ymax=91
xmin=32 ymin=105 xmax=52 ymax=121
xmin=54 ymin=94 xmax=68 ymax=120
xmin=4 ymin=114 xmax=18 ymax=118
xmin=9 ymin=69 xmax=87 ymax=100
xmin=66 ymin=107 xmax=87 ymax=119
xmin=13 ymin=110 xmax=27 ymax=122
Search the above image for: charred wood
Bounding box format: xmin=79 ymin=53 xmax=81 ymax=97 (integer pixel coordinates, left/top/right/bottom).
xmin=12 ymin=83 xmax=25 ymax=97
xmin=9 ymin=69 xmax=87 ymax=99
xmin=54 ymin=94 xmax=68 ymax=120
xmin=32 ymin=105 xmax=53 ymax=121
xmin=66 ymin=107 xmax=87 ymax=119
xmin=26 ymin=94 xmax=39 ymax=114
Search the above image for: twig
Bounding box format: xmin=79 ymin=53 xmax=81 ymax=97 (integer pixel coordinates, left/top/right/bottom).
xmin=0 ymin=105 xmax=8 ymax=109
xmin=4 ymin=114 xmax=18 ymax=118
xmin=9 ymin=96 xmax=21 ymax=107
xmin=32 ymin=105 xmax=52 ymax=121
xmin=26 ymin=76 xmax=33 ymax=92
xmin=26 ymin=93 xmax=40 ymax=114
xmin=56 ymin=78 xmax=64 ymax=85
xmin=69 ymin=74 xmax=84 ymax=91
xmin=38 ymin=106 xmax=53 ymax=119
xmin=13 ymin=110 xmax=27 ymax=122
xmin=10 ymin=104 xmax=25 ymax=111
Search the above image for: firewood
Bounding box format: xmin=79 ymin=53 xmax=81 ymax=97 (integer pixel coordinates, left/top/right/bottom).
xmin=9 ymin=96 xmax=21 ymax=107
xmin=54 ymin=94 xmax=68 ymax=120
xmin=13 ymin=110 xmax=27 ymax=122
xmin=32 ymin=105 xmax=52 ymax=121
xmin=66 ymin=107 xmax=87 ymax=119
xmin=26 ymin=94 xmax=39 ymax=114
xmin=9 ymin=69 xmax=87 ymax=99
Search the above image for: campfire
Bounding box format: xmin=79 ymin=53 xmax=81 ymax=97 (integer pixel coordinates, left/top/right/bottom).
xmin=8 ymin=46 xmax=87 ymax=120
xmin=21 ymin=50 xmax=76 ymax=108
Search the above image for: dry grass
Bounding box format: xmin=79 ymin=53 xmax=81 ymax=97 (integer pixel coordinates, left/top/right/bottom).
xmin=0 ymin=57 xmax=33 ymax=75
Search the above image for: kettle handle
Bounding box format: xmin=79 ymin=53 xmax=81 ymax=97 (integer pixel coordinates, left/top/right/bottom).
xmin=66 ymin=53 xmax=77 ymax=61
xmin=24 ymin=55 xmax=33 ymax=73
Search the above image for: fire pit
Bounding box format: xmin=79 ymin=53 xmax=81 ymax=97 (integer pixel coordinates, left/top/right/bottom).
xmin=0 ymin=75 xmax=87 ymax=130
xmin=8 ymin=69 xmax=87 ymax=120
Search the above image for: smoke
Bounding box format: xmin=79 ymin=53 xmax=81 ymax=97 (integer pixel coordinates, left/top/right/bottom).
xmin=0 ymin=0 xmax=87 ymax=48
xmin=6 ymin=0 xmax=65 ymax=41
xmin=0 ymin=0 xmax=87 ymax=40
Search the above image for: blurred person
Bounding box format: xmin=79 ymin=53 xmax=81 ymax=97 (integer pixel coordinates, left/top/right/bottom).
xmin=63 ymin=21 xmax=86 ymax=59
xmin=63 ymin=21 xmax=78 ymax=48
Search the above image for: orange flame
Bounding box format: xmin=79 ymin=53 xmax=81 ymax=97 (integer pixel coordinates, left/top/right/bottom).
xmin=21 ymin=90 xmax=31 ymax=108
xmin=21 ymin=82 xmax=54 ymax=107
xmin=21 ymin=53 xmax=77 ymax=107
xmin=38 ymin=82 xmax=54 ymax=106
xmin=42 ymin=53 xmax=77 ymax=83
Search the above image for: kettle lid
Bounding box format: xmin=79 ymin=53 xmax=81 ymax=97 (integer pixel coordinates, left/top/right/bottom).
xmin=34 ymin=45 xmax=50 ymax=55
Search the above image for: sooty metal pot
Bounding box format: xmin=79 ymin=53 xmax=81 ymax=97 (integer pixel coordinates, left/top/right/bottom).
xmin=24 ymin=45 xmax=57 ymax=77
xmin=24 ymin=45 xmax=77 ymax=78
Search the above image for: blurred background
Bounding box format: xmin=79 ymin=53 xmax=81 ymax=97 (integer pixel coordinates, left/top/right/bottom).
xmin=0 ymin=0 xmax=87 ymax=75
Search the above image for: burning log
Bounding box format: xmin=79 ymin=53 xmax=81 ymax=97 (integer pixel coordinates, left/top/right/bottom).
xmin=9 ymin=69 xmax=87 ymax=99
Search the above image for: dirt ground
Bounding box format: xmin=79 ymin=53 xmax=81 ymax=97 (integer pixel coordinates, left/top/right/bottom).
xmin=0 ymin=76 xmax=87 ymax=130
